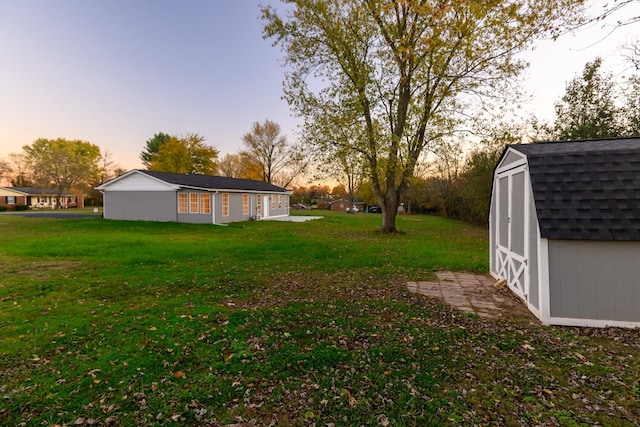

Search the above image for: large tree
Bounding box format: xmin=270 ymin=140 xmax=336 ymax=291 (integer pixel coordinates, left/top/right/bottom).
xmin=8 ymin=153 xmax=32 ymax=187
xmin=140 ymin=132 xmax=171 ymax=169
xmin=148 ymin=133 xmax=219 ymax=175
xmin=86 ymin=149 xmax=124 ymax=206
xmin=623 ymin=74 xmax=640 ymax=135
xmin=263 ymin=0 xmax=584 ymax=233
xmin=241 ymin=119 xmax=307 ymax=187
xmin=590 ymin=0 xmax=639 ymax=30
xmin=0 ymin=158 xmax=11 ymax=186
xmin=552 ymin=57 xmax=623 ymax=140
xmin=217 ymin=153 xmax=244 ymax=178
xmin=22 ymin=138 xmax=101 ymax=206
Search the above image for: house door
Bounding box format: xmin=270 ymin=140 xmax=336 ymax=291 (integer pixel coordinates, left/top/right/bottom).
xmin=496 ymin=166 xmax=528 ymax=302
xmin=263 ymin=195 xmax=270 ymax=218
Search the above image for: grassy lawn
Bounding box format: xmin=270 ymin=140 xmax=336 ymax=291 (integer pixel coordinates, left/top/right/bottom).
xmin=0 ymin=211 xmax=638 ymax=426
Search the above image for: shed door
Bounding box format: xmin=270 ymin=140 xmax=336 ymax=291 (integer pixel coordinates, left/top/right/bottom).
xmin=496 ymin=166 xmax=528 ymax=302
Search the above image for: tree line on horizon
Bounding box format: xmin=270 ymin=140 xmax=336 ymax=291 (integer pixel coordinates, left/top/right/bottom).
xmin=139 ymin=120 xmax=307 ymax=189
xmin=1 ymin=48 xmax=638 ymax=222
xmin=0 ymin=1 xmax=638 ymax=231
xmin=0 ymin=119 xmax=305 ymax=206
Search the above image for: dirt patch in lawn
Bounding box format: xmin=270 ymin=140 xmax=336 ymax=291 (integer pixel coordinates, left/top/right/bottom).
xmin=0 ymin=257 xmax=81 ymax=280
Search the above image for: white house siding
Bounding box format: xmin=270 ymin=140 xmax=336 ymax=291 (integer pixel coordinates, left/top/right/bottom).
xmin=101 ymin=173 xmax=171 ymax=191
xmin=548 ymin=240 xmax=640 ymax=324
xmin=103 ymin=191 xmax=177 ymax=222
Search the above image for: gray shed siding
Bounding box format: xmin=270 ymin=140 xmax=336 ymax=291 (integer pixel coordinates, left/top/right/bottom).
xmin=527 ymin=188 xmax=539 ymax=310
xmin=104 ymin=191 xmax=177 ymax=222
xmin=548 ymin=240 xmax=640 ymax=323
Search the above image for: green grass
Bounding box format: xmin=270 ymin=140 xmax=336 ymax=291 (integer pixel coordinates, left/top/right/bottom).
xmin=0 ymin=211 xmax=638 ymax=426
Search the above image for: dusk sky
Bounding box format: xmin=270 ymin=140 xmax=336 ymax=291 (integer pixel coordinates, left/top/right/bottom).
xmin=0 ymin=1 xmax=637 ymax=173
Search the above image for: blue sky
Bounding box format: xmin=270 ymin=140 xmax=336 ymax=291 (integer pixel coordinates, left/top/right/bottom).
xmin=0 ymin=1 xmax=637 ymax=171
xmin=0 ymin=0 xmax=293 ymax=170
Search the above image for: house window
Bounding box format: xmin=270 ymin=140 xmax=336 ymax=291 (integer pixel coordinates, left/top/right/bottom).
xmin=271 ymin=195 xmax=275 ymax=210
xmin=278 ymin=195 xmax=282 ymax=209
xmin=189 ymin=193 xmax=199 ymax=213
xmin=257 ymin=195 xmax=262 ymax=215
xmin=6 ymin=196 xmax=15 ymax=205
xmin=284 ymin=196 xmax=289 ymax=208
xmin=243 ymin=194 xmax=249 ymax=215
xmin=222 ymin=193 xmax=229 ymax=217
xmin=178 ymin=194 xmax=188 ymax=213
xmin=200 ymin=193 xmax=211 ymax=214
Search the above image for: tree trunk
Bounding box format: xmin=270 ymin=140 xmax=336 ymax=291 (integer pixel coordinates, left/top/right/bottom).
xmin=381 ymin=203 xmax=398 ymax=233
xmin=379 ymin=187 xmax=400 ymax=233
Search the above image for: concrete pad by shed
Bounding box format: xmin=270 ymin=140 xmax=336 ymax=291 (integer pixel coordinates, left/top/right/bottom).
xmin=262 ymin=216 xmax=323 ymax=222
xmin=408 ymin=271 xmax=539 ymax=323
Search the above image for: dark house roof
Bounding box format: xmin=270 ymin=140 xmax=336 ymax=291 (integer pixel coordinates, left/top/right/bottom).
xmin=509 ymin=137 xmax=640 ymax=241
xmin=139 ymin=170 xmax=289 ymax=193
xmin=9 ymin=187 xmax=73 ymax=196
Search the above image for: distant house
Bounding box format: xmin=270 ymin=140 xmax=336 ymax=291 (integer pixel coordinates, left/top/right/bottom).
xmin=329 ymin=198 xmax=365 ymax=212
xmin=291 ymin=203 xmax=311 ymax=210
xmin=0 ymin=187 xmax=81 ymax=210
xmin=96 ymin=170 xmax=292 ymax=224
xmin=489 ymin=137 xmax=640 ymax=328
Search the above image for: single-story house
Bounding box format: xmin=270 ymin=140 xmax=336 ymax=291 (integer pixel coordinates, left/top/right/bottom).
xmin=489 ymin=137 xmax=640 ymax=328
xmin=0 ymin=187 xmax=80 ymax=209
xmin=96 ymin=170 xmax=292 ymax=224
xmin=329 ymin=198 xmax=365 ymax=212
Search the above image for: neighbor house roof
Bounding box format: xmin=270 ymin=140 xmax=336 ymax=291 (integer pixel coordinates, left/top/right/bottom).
xmin=510 ymin=137 xmax=640 ymax=241
xmin=329 ymin=198 xmax=364 ymax=204
xmin=3 ymin=187 xmax=73 ymax=196
xmin=100 ymin=170 xmax=291 ymax=193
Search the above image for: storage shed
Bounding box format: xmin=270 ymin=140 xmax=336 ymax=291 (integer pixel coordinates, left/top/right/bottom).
xmin=489 ymin=137 xmax=640 ymax=328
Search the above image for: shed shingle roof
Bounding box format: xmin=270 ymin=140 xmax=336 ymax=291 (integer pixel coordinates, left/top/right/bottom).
xmin=139 ymin=170 xmax=289 ymax=193
xmin=510 ymin=138 xmax=640 ymax=241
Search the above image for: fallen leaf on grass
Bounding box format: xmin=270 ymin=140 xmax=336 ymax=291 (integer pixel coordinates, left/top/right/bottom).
xmin=377 ymin=414 xmax=390 ymax=426
xmin=346 ymin=390 xmax=357 ymax=407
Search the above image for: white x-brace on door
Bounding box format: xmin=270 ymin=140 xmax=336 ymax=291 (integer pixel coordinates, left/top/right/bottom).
xmin=496 ymin=165 xmax=529 ymax=302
